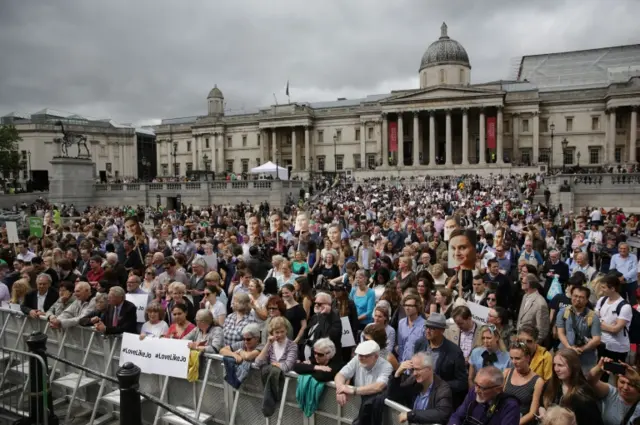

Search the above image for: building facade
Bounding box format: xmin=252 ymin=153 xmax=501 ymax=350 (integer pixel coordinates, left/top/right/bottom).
xmin=156 ymin=24 xmax=640 ymax=178
xmin=1 ymin=109 xmax=153 ymax=186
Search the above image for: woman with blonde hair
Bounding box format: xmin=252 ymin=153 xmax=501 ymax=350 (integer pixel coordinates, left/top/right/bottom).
xmin=204 ymin=271 xmax=227 ymax=305
xmin=541 ymin=406 xmax=577 ymax=425
xmin=165 ymin=281 xmax=196 ymax=325
xmin=10 ymin=279 xmax=31 ymax=304
xmin=468 ymin=325 xmax=511 ymax=388
xmin=140 ymin=302 xmax=169 ymax=338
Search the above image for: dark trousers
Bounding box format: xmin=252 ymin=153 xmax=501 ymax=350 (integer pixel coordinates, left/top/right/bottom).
xmin=352 ymin=393 xmax=385 ymax=425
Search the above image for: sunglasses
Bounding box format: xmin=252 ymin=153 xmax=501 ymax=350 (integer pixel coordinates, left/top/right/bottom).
xmin=314 ymin=351 xmax=326 ymax=357
xmin=487 ymin=297 xmax=496 ymax=301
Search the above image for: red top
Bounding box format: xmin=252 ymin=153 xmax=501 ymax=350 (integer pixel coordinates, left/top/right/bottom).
xmin=87 ymin=268 xmax=105 ymax=283
xmin=164 ymin=322 xmax=195 ymax=339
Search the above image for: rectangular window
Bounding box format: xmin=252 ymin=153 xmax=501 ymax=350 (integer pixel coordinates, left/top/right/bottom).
xmin=226 ymin=160 xmax=234 ymax=173
xmin=368 ymin=127 xmax=374 ymax=140
xmin=522 ymin=119 xmax=529 ymax=133
xmin=241 ymin=159 xmax=249 ymax=173
xmin=591 ymin=117 xmax=599 ymax=131
xmin=256 ymin=158 xmax=261 ymax=166
xmin=353 ymin=154 xmax=361 ymax=169
xmin=540 ymin=118 xmax=548 ymax=133
xmin=242 ymin=135 xmax=247 ymax=147
xmin=336 ymin=130 xmax=342 ymax=142
xmin=355 ymin=129 xmax=360 ymax=141
xmin=187 ymin=141 xmax=192 ymax=152
xmin=563 ymin=148 xmax=574 ymax=165
xmin=226 ymin=136 xmax=232 ymax=148
xmin=318 ymin=130 xmax=324 ymax=143
xmin=520 ymin=149 xmax=531 ymax=164
xmin=205 ymin=138 xmax=210 ymax=149
xmin=504 ymin=119 xmax=511 ymax=134
xmin=367 ymin=154 xmax=376 ymax=169
xmin=257 ymin=134 xmax=261 ymax=146
xmin=161 ymin=164 xmax=168 ymax=176
xmin=318 ymin=156 xmax=325 ymax=171
xmin=539 ymin=152 xmax=549 ymax=164
xmin=588 ymin=147 xmax=600 ymax=164
xmin=186 ymin=162 xmax=193 ymax=173
xmin=336 ymin=155 xmax=344 ymax=171
xmin=22 ymin=164 xmax=28 ymax=180
xmin=106 ymin=162 xmax=112 ymax=172
xmin=615 ymin=147 xmax=622 ymax=163
xmin=21 ymin=150 xmax=27 ymax=160
xmin=566 ymin=117 xmax=573 ymax=132
xmin=174 ymin=163 xmax=180 ymax=176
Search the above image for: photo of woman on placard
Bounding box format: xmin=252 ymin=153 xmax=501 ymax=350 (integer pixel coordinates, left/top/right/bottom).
xmin=449 ymin=229 xmax=478 ymax=293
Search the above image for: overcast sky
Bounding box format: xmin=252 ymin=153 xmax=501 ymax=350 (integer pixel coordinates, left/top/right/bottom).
xmin=1 ymin=0 xmax=639 ymax=126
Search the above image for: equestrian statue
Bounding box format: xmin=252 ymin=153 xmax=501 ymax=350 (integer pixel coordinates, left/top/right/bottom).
xmin=53 ymin=120 xmax=91 ymax=158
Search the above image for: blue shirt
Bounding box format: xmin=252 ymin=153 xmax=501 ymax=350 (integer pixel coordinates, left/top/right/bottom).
xmin=610 ymin=254 xmax=638 ymax=282
xmin=469 ymin=347 xmax=511 ymax=372
xmin=413 ymin=381 xmax=434 ymax=411
xmin=397 ymin=315 xmax=426 ymax=362
xmin=349 ymin=287 xmax=376 ymax=325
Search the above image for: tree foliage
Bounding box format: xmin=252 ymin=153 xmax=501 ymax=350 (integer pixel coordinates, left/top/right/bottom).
xmin=0 ymin=125 xmax=23 ymax=178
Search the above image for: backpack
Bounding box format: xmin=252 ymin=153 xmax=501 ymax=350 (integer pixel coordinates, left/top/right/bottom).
xmin=596 ymin=296 xmax=640 ymax=344
xmin=562 ymin=306 xmax=595 ymax=328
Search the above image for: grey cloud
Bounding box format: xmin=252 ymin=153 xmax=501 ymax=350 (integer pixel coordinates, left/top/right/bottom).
xmin=1 ymin=0 xmax=639 ymax=124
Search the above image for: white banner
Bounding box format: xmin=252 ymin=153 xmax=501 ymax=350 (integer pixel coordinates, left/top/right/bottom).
xmin=126 ymin=294 xmax=149 ymax=323
xmin=5 ymin=222 xmax=19 ymax=244
xmin=119 ymin=332 xmax=190 ymax=379
xmin=340 ymin=316 xmax=356 ymax=348
xmin=467 ymin=302 xmax=490 ymax=326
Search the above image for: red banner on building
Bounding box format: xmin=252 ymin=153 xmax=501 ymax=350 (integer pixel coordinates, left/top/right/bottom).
xmin=486 ymin=116 xmax=496 ymax=149
xmin=389 ymin=121 xmax=398 ymax=152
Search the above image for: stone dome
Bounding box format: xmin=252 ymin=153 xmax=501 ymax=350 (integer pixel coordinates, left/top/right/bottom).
xmin=207 ymin=84 xmax=224 ymax=99
xmin=419 ymin=22 xmax=470 ymax=71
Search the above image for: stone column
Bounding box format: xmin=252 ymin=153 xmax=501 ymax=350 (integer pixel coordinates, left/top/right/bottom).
xmin=479 ymin=109 xmax=486 ymax=165
xmin=291 ymin=127 xmax=297 ymax=171
xmin=304 ymin=127 xmax=310 ymax=171
xmin=193 ymin=136 xmax=199 ymax=170
xmin=271 ymin=129 xmax=277 ymax=163
xmin=512 ymin=113 xmax=520 ymax=162
xmin=219 ymin=132 xmax=226 ymax=172
xmin=382 ymin=114 xmax=389 ymax=167
xmin=630 ymin=107 xmax=637 ymax=163
xmin=608 ymin=108 xmax=617 ymax=163
xmin=445 ymin=110 xmax=452 ymax=166
xmin=120 ymin=143 xmax=126 ymax=176
xmin=429 ymin=111 xmax=436 ymax=166
xmin=533 ymin=112 xmax=540 ymax=164
xmin=413 ymin=112 xmax=420 ymax=166
xmin=360 ymin=122 xmax=366 ymax=169
xmin=210 ymin=133 xmax=215 ymax=172
xmin=496 ymin=107 xmax=504 ymax=164
xmin=397 ymin=113 xmax=404 ymax=166
xmin=462 ymin=108 xmax=469 ymax=165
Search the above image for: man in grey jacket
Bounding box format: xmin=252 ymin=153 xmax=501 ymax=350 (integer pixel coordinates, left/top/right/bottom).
xmin=48 ymin=281 xmax=96 ymax=329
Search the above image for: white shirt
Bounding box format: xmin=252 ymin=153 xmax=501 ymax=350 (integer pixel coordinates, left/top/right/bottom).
xmin=18 ymin=251 xmax=36 ymax=262
xmin=37 ymin=291 xmax=48 ymax=311
xmin=596 ymin=296 xmax=632 ymax=353
xmin=590 ymin=209 xmax=602 ymax=222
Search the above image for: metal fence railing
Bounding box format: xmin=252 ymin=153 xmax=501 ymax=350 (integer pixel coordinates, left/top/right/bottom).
xmin=0 ymin=308 xmax=427 ymax=425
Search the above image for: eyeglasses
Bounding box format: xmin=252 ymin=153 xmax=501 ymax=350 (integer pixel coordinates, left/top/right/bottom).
xmin=487 ymin=297 xmax=496 ymax=301
xmin=314 ymin=351 xmax=327 ymax=357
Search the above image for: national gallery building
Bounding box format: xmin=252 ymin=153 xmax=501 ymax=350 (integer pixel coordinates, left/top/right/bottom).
xmin=154 ymin=23 xmax=640 ymax=178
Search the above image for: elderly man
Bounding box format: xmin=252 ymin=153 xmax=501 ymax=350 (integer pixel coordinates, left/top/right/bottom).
xmin=21 ymin=273 xmax=59 ymax=318
xmin=517 ymin=274 xmax=550 ymax=344
xmin=334 ymin=340 xmax=393 ymax=425
xmin=48 ymin=281 xmax=96 ymax=329
xmin=542 ymin=250 xmax=570 ymax=297
xmin=105 ymin=252 xmax=128 ymax=289
xmin=572 ymin=252 xmax=597 ymax=283
xmin=151 ymin=252 xmax=165 ymax=275
xmin=447 ymin=366 xmax=519 ymax=425
xmin=300 ymin=291 xmax=342 ymax=362
xmin=609 ymin=242 xmax=638 ymax=304
xmin=414 ymin=313 xmax=468 ymax=408
xmin=219 ymin=323 xmax=263 ymax=388
xmin=126 ymin=275 xmax=146 ymax=295
xmin=188 ymin=257 xmax=207 ymax=305
xmin=94 ymin=286 xmax=137 ymax=335
xmin=390 ymin=352 xmax=453 ymax=424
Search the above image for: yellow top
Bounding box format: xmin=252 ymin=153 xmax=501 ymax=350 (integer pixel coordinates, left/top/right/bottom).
xmin=531 ymin=344 xmax=553 ymax=381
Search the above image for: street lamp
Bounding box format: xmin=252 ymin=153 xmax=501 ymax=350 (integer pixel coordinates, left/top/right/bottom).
xmin=561 ymin=138 xmax=569 ymax=173
xmin=172 ymin=142 xmax=178 ymax=177
xmin=203 ymin=154 xmax=210 ymax=180
xmin=549 ymin=122 xmax=555 ymax=170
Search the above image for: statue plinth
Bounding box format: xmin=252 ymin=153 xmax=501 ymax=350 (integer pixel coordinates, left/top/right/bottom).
xmin=49 ymin=157 xmax=95 ymax=209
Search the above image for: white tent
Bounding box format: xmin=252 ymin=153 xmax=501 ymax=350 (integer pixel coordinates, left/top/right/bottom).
xmin=250 ymin=161 xmax=289 ymax=180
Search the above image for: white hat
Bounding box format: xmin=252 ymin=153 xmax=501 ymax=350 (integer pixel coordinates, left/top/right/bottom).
xmin=354 ymin=340 xmax=380 ymax=356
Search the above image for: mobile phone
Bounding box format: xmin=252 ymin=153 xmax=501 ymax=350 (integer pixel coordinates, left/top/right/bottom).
xmin=604 ymin=362 xmax=626 ymax=376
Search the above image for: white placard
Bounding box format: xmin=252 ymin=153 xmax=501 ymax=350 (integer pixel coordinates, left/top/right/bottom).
xmin=119 ymin=332 xmax=190 ymax=379
xmin=5 ymin=222 xmax=19 ymax=244
xmin=9 ymin=303 xmax=21 ymax=313
xmin=340 ymin=317 xmax=356 ymax=348
xmin=126 ymin=294 xmax=149 ymax=323
xmin=467 ymin=302 xmax=490 ymax=326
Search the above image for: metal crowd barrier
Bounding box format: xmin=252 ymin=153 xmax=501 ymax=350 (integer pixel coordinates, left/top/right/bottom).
xmin=0 ymin=308 xmax=420 ymax=425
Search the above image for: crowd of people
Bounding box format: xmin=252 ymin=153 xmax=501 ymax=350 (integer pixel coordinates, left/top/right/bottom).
xmin=1 ymin=172 xmax=640 ymax=425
